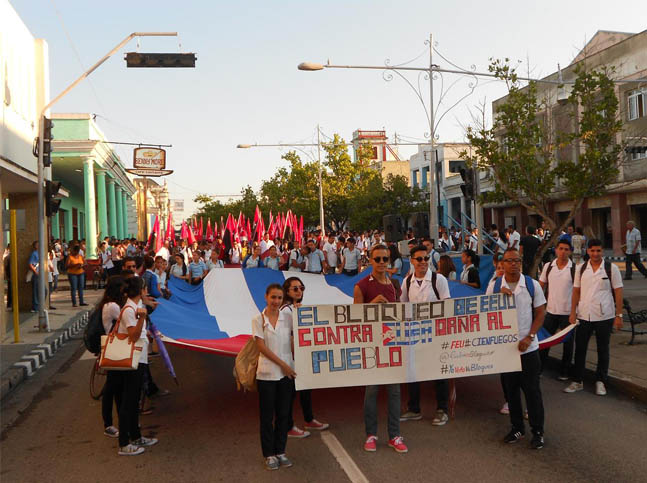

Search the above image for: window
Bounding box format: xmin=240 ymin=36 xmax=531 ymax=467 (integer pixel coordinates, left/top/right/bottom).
xmin=628 ymin=88 xmax=646 ymax=121
xmin=630 ymin=150 xmax=647 ymax=161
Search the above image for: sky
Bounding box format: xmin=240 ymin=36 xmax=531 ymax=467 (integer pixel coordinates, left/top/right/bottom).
xmin=11 ymin=0 xmax=646 ymax=216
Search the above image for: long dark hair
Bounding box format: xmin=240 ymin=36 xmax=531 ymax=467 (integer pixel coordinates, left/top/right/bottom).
xmin=282 ymin=276 xmax=304 ymax=306
xmin=98 ymin=276 xmax=127 ymax=313
xmin=388 ymin=244 xmax=401 ymax=264
xmin=462 ymin=248 xmax=480 ymax=268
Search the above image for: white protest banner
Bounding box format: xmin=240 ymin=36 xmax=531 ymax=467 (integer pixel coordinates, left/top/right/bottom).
xmin=293 ymin=294 xmax=522 ymax=391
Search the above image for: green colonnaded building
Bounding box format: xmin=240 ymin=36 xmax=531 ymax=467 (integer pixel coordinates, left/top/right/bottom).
xmin=51 ymin=113 xmax=137 ymax=259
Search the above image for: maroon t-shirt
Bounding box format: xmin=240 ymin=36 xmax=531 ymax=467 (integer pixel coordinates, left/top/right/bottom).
xmin=356 ymin=274 xmax=397 ymax=303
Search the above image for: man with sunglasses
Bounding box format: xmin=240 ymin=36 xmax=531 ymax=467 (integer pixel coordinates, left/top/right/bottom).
xmin=400 ymin=245 xmax=451 ymax=426
xmin=354 ymin=245 xmax=408 ymax=454
xmin=486 ymin=248 xmax=546 ymax=449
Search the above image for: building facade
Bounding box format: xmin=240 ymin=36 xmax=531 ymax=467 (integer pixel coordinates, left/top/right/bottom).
xmin=133 ymin=178 xmax=170 ymax=240
xmin=1 ymin=0 xmax=51 ymax=317
xmin=51 ymin=114 xmax=137 ymax=258
xmin=488 ymin=30 xmax=647 ymax=254
xmin=352 ymin=130 xmax=410 ymax=183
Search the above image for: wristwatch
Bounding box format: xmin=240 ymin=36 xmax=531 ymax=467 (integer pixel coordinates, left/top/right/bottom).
xmin=528 ymin=333 xmax=536 ymax=340
xmin=616 ymin=314 xmax=623 ymax=318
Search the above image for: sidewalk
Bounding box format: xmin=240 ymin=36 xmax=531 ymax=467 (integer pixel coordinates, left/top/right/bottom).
xmin=548 ymin=268 xmax=647 ymax=401
xmin=1 ymin=287 xmax=100 ymax=400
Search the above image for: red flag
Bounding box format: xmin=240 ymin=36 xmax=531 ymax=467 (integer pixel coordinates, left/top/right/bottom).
xmin=220 ymin=216 xmax=225 ymax=238
xmin=198 ymin=217 xmax=204 ymax=241
xmin=246 ymin=218 xmax=252 ymax=241
xmin=181 ymin=220 xmax=189 ymax=240
xmin=187 ymin=218 xmax=196 ymax=245
xmin=299 ymin=215 xmax=304 ymax=242
xmin=206 ymin=219 xmax=213 ymax=242
xmin=165 ymin=213 xmax=173 ymax=243
xmin=253 ymin=205 xmax=261 ymax=226
xmin=155 ymin=216 xmax=163 ymax=252
xmin=267 ymin=212 xmax=274 ymax=239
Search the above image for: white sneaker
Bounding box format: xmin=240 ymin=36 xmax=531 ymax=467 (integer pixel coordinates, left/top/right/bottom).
xmin=595 ymin=381 xmax=607 ymax=396
xmin=499 ymin=402 xmax=509 ymax=415
xmin=103 ymin=426 xmax=119 ymax=438
xmin=563 ymin=382 xmax=583 ymax=393
xmin=118 ymin=444 xmax=145 ymax=456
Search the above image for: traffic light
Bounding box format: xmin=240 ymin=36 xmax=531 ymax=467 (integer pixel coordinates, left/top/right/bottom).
xmin=45 ymin=180 xmax=62 ymax=217
xmin=460 ymin=168 xmax=475 ymax=200
xmin=125 ymin=52 xmax=197 ymax=68
xmin=43 ymin=117 xmax=54 ymax=167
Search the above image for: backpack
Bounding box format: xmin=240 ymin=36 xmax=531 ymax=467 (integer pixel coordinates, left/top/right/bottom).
xmin=233 ymin=334 xmax=260 ymax=392
xmin=493 ymin=275 xmax=536 ymax=320
xmin=543 ymin=260 xmax=576 ymax=298
xmin=406 ymin=272 xmax=439 ymax=300
xmin=579 ymin=259 xmax=615 ymax=303
xmin=430 ymin=250 xmax=439 ymax=270
xmin=83 ymin=307 xmax=114 ymax=355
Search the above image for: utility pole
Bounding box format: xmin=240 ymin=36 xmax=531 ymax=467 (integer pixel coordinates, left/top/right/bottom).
xmin=317 ymin=125 xmax=325 ymax=235
xmin=428 ymin=33 xmax=439 ymax=242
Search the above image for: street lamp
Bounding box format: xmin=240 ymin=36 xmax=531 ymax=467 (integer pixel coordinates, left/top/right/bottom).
xmin=35 ymin=32 xmax=194 ymax=331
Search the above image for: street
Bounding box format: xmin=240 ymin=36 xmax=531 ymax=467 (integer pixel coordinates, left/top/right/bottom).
xmin=2 ymin=341 xmax=646 ymax=483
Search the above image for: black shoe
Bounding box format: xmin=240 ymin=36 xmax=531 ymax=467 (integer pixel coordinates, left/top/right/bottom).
xmin=530 ymin=433 xmax=544 ymax=449
xmin=49 ymin=306 xmax=57 ymax=310
xmin=503 ymin=429 xmax=524 ymax=444
xmin=623 ymin=277 xmax=632 ymax=280
xmin=80 ymin=303 xmax=89 ymax=306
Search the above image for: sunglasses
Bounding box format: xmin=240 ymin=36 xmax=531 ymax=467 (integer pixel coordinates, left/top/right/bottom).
xmin=290 ymin=285 xmax=306 ymax=292
xmin=372 ymin=256 xmax=389 ymax=263
xmin=412 ymin=256 xmax=431 ymax=262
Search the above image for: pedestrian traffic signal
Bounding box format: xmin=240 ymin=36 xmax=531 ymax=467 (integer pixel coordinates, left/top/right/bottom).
xmin=43 ymin=117 xmax=54 ymax=167
xmin=125 ymin=52 xmax=197 ymax=68
xmin=46 ymin=180 xmax=62 ymax=217
xmin=460 ymin=168 xmax=475 ymax=200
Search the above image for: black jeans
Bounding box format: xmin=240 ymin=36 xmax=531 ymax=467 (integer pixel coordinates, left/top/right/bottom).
xmin=257 ymin=377 xmax=293 ymax=457
xmin=288 ymin=389 xmax=314 ymax=428
xmin=539 ymin=313 xmax=574 ymax=376
xmin=102 ymin=370 xmax=123 ymax=428
xmin=502 ymin=350 xmax=544 ymax=435
xmin=406 ymin=379 xmax=449 ymax=413
xmin=342 ymin=268 xmax=358 ymax=276
xmin=118 ymin=364 xmax=144 ymax=447
xmin=142 ymin=363 xmax=159 ymax=397
xmin=625 ymin=253 xmax=647 ymax=279
xmin=573 ymin=319 xmax=613 ymax=384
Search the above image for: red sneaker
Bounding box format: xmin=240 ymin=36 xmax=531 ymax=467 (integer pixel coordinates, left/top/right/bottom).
xmin=287 ymin=426 xmax=310 ymax=439
xmin=304 ymin=419 xmax=329 ymax=431
xmin=363 ymin=435 xmax=377 ymax=452
xmin=388 ymin=436 xmax=408 ymax=453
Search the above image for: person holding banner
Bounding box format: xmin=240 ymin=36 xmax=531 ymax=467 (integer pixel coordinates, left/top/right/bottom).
xmin=354 ymin=244 xmax=408 ymax=454
xmin=486 ymin=249 xmax=546 ymax=450
xmin=253 ymin=283 xmax=296 ymax=470
xmin=399 ymin=245 xmax=451 ymax=426
xmin=281 ymin=277 xmax=330 ymax=438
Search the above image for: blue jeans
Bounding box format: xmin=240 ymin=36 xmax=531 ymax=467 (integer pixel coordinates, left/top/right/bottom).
xmin=364 ymin=384 xmax=401 ymax=439
xmin=31 ymin=279 xmax=39 ymax=311
xmin=69 ymin=273 xmax=85 ymax=305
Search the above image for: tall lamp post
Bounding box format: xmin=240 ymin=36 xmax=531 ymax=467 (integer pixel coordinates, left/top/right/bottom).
xmin=35 ymin=32 xmax=193 ymax=331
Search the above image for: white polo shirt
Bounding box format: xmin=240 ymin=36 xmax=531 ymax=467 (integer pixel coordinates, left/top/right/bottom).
xmin=508 ymin=230 xmax=521 ymax=249
xmin=539 ymin=259 xmax=574 ymax=315
xmin=626 ymin=228 xmax=642 ymax=254
xmin=574 ymin=260 xmax=622 ymax=322
xmin=252 ymin=308 xmax=294 ymax=381
xmin=400 ymin=271 xmax=450 ymax=303
xmin=486 ymin=275 xmax=545 ymax=354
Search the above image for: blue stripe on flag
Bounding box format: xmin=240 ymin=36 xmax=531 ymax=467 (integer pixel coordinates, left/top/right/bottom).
xmin=241 ymin=268 xmax=286 ymax=311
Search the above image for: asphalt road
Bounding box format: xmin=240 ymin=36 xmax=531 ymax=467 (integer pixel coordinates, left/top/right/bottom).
xmin=2 ymin=342 xmax=646 ymax=483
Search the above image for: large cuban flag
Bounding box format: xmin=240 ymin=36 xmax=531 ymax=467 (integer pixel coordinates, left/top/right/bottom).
xmin=151 ymin=255 xmax=496 ymax=356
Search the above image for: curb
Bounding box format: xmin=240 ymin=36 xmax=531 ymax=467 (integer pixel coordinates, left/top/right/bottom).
xmin=0 ymin=311 xmax=90 ymax=400
xmin=608 ymin=256 xmax=646 ymax=262
xmin=547 ymin=355 xmax=647 ymax=403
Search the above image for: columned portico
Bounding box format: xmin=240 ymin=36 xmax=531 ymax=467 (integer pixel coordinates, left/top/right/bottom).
xmin=115 ymin=185 xmax=124 ymax=239
xmin=107 ymin=178 xmax=118 ymax=238
xmin=83 ymin=157 xmax=98 ymax=258
xmin=95 ymin=169 xmax=108 ymax=239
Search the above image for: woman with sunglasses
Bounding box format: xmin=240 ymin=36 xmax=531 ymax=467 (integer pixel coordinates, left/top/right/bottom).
xmin=253 ymin=283 xmax=296 ymax=470
xmin=281 ymin=277 xmax=329 ymax=439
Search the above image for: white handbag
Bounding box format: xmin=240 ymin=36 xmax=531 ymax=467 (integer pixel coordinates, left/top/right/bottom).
xmin=99 ymin=306 xmax=145 ymax=371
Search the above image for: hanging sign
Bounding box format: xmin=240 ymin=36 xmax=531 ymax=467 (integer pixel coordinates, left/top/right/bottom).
xmin=133 ymin=147 xmax=166 ymax=170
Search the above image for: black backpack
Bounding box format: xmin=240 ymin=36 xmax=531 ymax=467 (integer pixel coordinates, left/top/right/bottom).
xmin=405 ymin=272 xmax=440 ymax=300
xmin=83 ymin=307 xmax=115 ymax=355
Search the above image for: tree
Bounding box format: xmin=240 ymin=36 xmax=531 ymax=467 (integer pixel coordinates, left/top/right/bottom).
xmin=462 ymin=59 xmax=623 ymax=274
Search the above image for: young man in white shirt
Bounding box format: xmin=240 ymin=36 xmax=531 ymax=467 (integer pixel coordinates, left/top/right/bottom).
xmin=507 ymin=226 xmax=521 ymax=250
xmin=260 ymin=233 xmax=275 ymax=256
xmin=538 ymin=239 xmax=575 ymax=380
xmin=399 ymin=245 xmax=451 ymax=426
xmin=565 ymin=239 xmax=623 ymax=396
xmin=486 ymin=248 xmax=546 ymax=449
xmin=624 ymin=220 xmax=647 ymax=280
xmin=468 ymin=228 xmax=478 ymax=251
xmin=155 ymin=240 xmax=171 ymax=263
xmin=340 ymin=238 xmax=362 ymax=276
xmin=322 ymin=233 xmax=338 ymax=274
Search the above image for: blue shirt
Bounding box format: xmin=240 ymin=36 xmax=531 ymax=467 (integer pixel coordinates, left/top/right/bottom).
xmin=29 ymin=250 xmax=39 ymax=267
xmin=307 ymin=249 xmax=325 ymax=273
xmin=188 ymin=260 xmax=207 ymax=278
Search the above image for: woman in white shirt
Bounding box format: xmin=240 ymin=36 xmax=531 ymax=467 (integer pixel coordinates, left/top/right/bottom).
xmin=169 ymin=254 xmax=189 ymax=282
xmin=264 ymin=246 xmax=281 ymax=271
xmin=116 ymin=276 xmax=158 ymax=456
xmin=99 ymin=276 xmax=127 ymax=438
xmin=207 ymin=249 xmax=224 ymax=271
xmin=253 ymin=283 xmax=296 ymax=470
